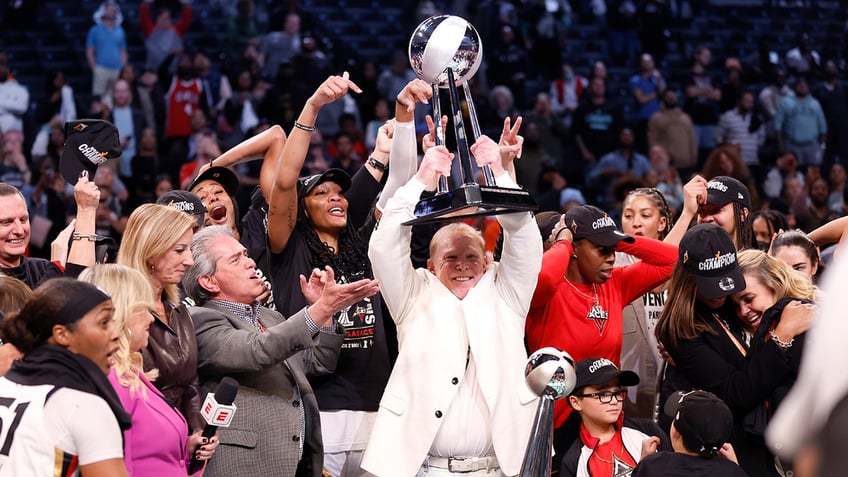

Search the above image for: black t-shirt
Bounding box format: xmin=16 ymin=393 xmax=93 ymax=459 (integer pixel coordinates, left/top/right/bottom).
xmin=0 ymin=256 xmax=62 ymax=289
xmin=684 ymin=71 xmax=720 ymax=125
xmin=573 ymin=99 xmax=623 ymax=159
xmin=240 ymin=188 xmax=391 ymax=412
xmin=632 ymin=451 xmax=748 ymax=477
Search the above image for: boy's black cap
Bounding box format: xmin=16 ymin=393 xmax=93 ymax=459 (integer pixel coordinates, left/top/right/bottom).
xmin=679 ymin=223 xmax=745 ymax=299
xmin=665 ymin=390 xmax=733 ymax=457
xmin=706 ymin=176 xmax=752 ymax=210
xmin=59 ymin=119 xmax=122 ymax=183
xmin=156 ymin=190 xmax=207 ymax=228
xmin=188 ymin=166 xmax=240 ymax=197
xmin=572 ymin=357 xmax=639 ymax=393
xmin=297 ymin=168 xmax=351 ymax=198
xmin=565 ymin=205 xmax=635 ymax=247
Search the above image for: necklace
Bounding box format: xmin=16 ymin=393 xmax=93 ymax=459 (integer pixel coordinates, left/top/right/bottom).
xmin=564 ymin=278 xmax=609 ymax=335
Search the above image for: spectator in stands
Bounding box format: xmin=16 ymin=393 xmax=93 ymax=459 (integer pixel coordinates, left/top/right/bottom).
xmin=648 ymin=89 xmax=698 ymax=179
xmin=489 ymin=25 xmax=531 ymax=108
xmin=718 ymin=58 xmax=744 ymax=114
xmin=646 ymin=144 xmax=684 ymax=213
xmin=364 ymin=99 xmax=391 ymax=152
xmin=109 ymin=79 xmax=146 ymax=181
xmin=550 ymin=63 xmax=588 ymax=130
xmin=139 ymin=0 xmax=193 ymax=72
xmin=0 ymin=51 xmax=30 ymax=134
xmin=0 ymin=129 xmax=30 ymax=188
xmin=328 ymin=132 xmax=363 ymax=177
xmin=194 ymin=52 xmax=231 ymax=125
xmin=524 ymin=92 xmax=568 ymax=177
xmin=180 ymin=132 xmax=221 ymax=190
xmin=23 ymin=157 xmax=68 ymax=259
xmin=36 ymin=69 xmax=78 ymax=125
xmin=259 ymin=12 xmax=301 ymax=82
xmin=683 ymin=46 xmax=722 ymax=157
xmin=607 ymin=0 xmax=640 ymax=65
xmin=86 ymin=1 xmax=127 ymax=98
xmin=813 ymin=60 xmax=848 ymax=166
xmin=587 ymin=127 xmax=652 ymax=208
xmin=93 ymin=166 xmax=128 ymax=240
xmin=785 ymin=32 xmax=820 ymax=77
xmin=797 ymin=176 xmax=840 ymax=232
xmin=638 ymin=0 xmax=672 ymax=65
xmin=743 ymin=36 xmax=780 ymax=85
xmin=225 ymin=0 xmax=261 ymax=64
xmin=377 ymin=50 xmax=418 ymax=105
xmin=134 ymin=68 xmax=166 ymax=138
xmin=758 ymin=68 xmax=790 ymax=139
xmin=775 ymin=75 xmax=827 ymax=168
xmin=715 ymin=90 xmax=766 ymax=179
xmin=222 ymin=69 xmax=263 ymax=147
xmin=827 ymin=162 xmax=846 ymax=213
xmin=130 ymin=128 xmax=162 ymax=207
xmin=630 ymin=53 xmax=666 ymax=152
xmin=30 ymin=119 xmax=65 ymax=166
xmin=590 ymin=60 xmax=608 ymax=82
xmin=573 ymin=76 xmax=623 ymax=168
xmin=160 ymin=53 xmax=209 ymax=181
xmin=763 ymin=151 xmax=804 ymax=200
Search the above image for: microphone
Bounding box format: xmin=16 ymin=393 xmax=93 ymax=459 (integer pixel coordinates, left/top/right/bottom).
xmin=188 ymin=377 xmax=239 ymax=472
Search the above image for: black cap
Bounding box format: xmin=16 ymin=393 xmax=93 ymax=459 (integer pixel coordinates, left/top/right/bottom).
xmin=156 ymin=190 xmax=207 ymax=228
xmin=664 ymin=390 xmax=733 ymax=457
xmin=679 ymin=223 xmax=745 ymax=299
xmin=59 ymin=119 xmax=122 ymax=183
xmin=297 ymin=168 xmax=351 ymax=198
xmin=188 ymin=166 xmax=240 ymax=197
xmin=572 ymin=357 xmax=639 ymax=393
xmin=706 ymin=176 xmax=752 ymax=211
xmin=565 ymin=205 xmax=635 ymax=247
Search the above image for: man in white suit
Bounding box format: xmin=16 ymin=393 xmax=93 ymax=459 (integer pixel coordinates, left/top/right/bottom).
xmin=363 ymin=135 xmax=543 ymax=476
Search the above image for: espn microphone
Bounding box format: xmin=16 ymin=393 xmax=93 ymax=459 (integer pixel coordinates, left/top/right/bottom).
xmin=188 ymin=377 xmax=239 ymax=472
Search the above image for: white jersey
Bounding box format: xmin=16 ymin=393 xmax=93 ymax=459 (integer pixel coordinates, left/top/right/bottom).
xmin=0 ymin=378 xmax=124 ymax=476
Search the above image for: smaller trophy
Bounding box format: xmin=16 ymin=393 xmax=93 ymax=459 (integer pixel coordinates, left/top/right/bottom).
xmin=405 ymin=15 xmax=537 ymax=225
xmin=521 ymin=347 xmax=576 ymax=477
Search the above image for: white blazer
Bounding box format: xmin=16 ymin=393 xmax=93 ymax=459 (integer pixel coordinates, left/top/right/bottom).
xmin=363 ymin=176 xmax=542 ymax=477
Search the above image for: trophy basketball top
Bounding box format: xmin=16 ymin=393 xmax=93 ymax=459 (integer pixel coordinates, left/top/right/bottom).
xmin=409 ymin=15 xmax=483 ymax=87
xmin=525 ymin=347 xmax=577 ymax=400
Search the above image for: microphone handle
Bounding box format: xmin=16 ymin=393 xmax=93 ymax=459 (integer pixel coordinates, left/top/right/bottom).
xmin=187 ymin=424 xmax=218 ymax=472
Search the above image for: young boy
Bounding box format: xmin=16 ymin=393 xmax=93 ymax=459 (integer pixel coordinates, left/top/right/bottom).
xmin=632 ymin=390 xmax=747 ymax=476
xmin=560 ymin=358 xmax=671 ymax=477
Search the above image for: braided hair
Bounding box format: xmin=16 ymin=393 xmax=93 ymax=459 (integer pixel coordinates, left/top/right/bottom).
xmin=732 ymin=201 xmax=756 ymax=250
xmin=625 ymin=187 xmax=674 ymax=240
xmin=296 ymin=198 xmax=372 ymax=281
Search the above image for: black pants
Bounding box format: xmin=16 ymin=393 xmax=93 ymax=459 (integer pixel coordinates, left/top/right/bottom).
xmin=552 ymin=411 xmax=582 ymax=475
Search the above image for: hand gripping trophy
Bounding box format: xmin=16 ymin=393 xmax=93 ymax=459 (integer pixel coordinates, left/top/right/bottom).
xmin=406 ymin=15 xmax=537 ymax=225
xmin=521 ymin=348 xmax=577 ymax=477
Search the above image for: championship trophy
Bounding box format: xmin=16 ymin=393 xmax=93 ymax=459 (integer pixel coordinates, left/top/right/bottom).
xmin=405 ymin=15 xmax=538 ymax=225
xmin=521 ymin=348 xmax=576 ymax=477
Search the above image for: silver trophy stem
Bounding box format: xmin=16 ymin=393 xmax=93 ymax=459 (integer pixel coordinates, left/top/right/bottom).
xmin=445 ymin=68 xmax=475 ymax=185
xmin=520 ymin=395 xmax=555 ymax=477
xmin=431 ymin=84 xmax=448 ymax=194
xmin=462 ymin=80 xmax=496 ymax=186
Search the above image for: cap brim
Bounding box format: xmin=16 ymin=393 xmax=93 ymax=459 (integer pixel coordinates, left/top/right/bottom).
xmin=691 ymin=265 xmax=746 ymax=300
xmin=585 ymin=230 xmax=635 ymax=248
xmin=575 ymin=368 xmax=641 ymax=391
xmin=188 ymin=167 xmax=239 ymax=197
xmin=298 ymin=168 xmax=352 ymax=198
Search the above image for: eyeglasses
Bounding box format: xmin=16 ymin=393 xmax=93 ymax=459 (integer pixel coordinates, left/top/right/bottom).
xmin=575 ymin=389 xmax=627 ymax=404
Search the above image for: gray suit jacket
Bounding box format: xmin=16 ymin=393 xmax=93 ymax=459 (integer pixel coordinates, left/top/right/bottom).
xmin=190 ymin=302 xmax=344 ymax=477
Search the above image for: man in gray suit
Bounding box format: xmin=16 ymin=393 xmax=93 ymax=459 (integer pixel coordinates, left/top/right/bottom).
xmin=183 ymin=225 xmax=380 ymax=476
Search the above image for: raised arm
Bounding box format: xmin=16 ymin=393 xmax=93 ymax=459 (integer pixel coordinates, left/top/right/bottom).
xmin=266 ymin=73 xmax=361 ymax=254
xmin=65 ymin=173 xmax=100 ymax=269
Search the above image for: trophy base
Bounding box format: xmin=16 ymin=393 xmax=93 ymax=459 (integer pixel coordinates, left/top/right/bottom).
xmin=403 ymin=183 xmax=538 ymax=226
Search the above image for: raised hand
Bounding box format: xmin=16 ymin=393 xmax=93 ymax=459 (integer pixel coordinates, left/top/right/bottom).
xmin=299 ymin=267 xmax=326 ymax=305
xmin=74 ymin=170 xmax=101 ymax=212
xmin=498 ymin=116 xmax=523 ymax=164
xmin=374 ymin=119 xmax=395 ymax=157
xmin=308 ymin=266 xmax=380 ymax=327
xmin=308 ymin=72 xmax=363 ymax=109
xmin=681 ymin=175 xmax=709 ymax=218
xmin=469 ymin=135 xmax=504 ymax=177
xmin=396 ymin=79 xmax=433 ymax=113
xmin=415 ymin=145 xmax=454 ymax=190
xmin=422 ymin=114 xmax=449 ymax=153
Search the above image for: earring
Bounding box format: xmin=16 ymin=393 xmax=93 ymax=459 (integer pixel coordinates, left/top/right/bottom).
xmin=571 ymin=254 xmax=578 ymax=260
xmin=127 ymin=328 xmax=133 ymax=337
xmin=149 ymin=264 xmax=155 ymax=273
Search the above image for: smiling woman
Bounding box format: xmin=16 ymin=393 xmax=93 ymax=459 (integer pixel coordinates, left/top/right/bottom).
xmin=0 ymin=278 xmax=131 ymax=477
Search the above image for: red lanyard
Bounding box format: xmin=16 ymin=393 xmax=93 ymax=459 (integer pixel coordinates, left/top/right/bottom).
xmin=712 ymin=313 xmax=747 ymax=358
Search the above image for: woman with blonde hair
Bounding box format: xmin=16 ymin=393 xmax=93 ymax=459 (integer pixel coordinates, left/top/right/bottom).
xmin=117 ymin=203 xmax=204 ymax=432
xmin=81 ymin=264 xmax=218 ymax=475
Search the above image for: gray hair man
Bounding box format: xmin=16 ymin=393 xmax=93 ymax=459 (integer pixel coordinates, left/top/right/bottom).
xmin=183 ymin=225 xmax=379 ymax=476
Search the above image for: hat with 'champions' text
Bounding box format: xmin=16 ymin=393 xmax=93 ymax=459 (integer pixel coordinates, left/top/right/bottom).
xmin=679 ymin=223 xmax=745 ymax=299
xmin=706 ymin=176 xmax=752 ymax=210
xmin=565 ymin=205 xmax=635 ymax=247
xmin=59 ymin=119 xmax=122 ymax=183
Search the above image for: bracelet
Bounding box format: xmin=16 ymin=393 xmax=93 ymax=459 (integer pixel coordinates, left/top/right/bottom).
xmin=294 ymin=121 xmax=316 ymax=132
xmin=367 ymin=155 xmax=389 ymax=172
xmin=769 ymin=330 xmax=794 ymax=350
xmin=72 ymin=232 xmax=98 ymax=242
